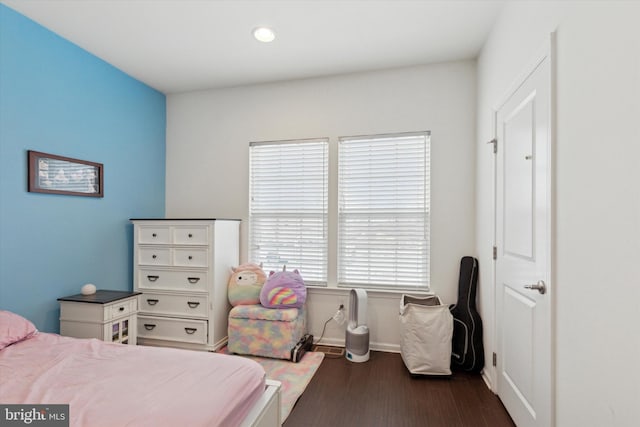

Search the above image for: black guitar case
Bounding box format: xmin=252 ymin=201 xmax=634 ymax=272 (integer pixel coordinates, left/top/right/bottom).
xmin=449 ymin=256 xmax=484 ymax=372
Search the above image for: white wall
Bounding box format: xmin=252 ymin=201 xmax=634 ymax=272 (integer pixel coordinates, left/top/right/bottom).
xmin=477 ymin=2 xmax=640 ymax=425
xmin=166 ymin=61 xmax=477 ymax=350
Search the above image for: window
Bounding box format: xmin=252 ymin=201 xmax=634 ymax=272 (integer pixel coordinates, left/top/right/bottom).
xmin=338 ymin=132 xmax=430 ymax=289
xmin=249 ymin=132 xmax=430 ymax=290
xmin=249 ymin=139 xmax=328 ymax=284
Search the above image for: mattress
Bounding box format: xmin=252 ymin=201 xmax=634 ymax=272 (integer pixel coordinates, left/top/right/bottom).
xmin=0 ymin=332 xmax=266 ymax=427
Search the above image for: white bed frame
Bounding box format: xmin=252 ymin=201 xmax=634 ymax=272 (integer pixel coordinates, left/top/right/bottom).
xmin=240 ymin=379 xmax=282 ymax=427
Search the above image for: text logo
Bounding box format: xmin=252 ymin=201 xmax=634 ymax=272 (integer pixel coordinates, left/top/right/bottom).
xmin=0 ymin=405 xmax=69 ymax=426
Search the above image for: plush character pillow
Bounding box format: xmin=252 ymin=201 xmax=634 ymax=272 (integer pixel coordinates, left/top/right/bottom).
xmin=260 ymin=266 xmax=307 ymax=309
xmin=228 ymin=263 xmax=267 ymax=306
xmin=0 ymin=310 xmax=38 ymax=350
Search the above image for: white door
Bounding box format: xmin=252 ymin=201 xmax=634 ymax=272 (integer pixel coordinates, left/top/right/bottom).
xmin=495 ymin=51 xmax=553 ymax=427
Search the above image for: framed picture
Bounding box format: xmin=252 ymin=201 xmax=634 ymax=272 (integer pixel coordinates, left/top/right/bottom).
xmin=28 ymin=150 xmax=104 ymax=197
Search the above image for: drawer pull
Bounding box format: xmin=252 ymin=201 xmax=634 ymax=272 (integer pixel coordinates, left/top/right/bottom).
xmin=147 ymin=275 xmax=159 ymax=282
xmin=188 ymin=233 xmax=193 ymax=238
xmin=187 ymin=277 xmax=200 ymax=284
xmin=147 ymin=299 xmax=159 ymax=306
xmin=188 ymin=255 xmax=193 ymax=260
xmin=119 ymin=306 xmax=125 ymax=312
xmin=184 ymin=327 xmax=197 ymax=335
xmin=144 ymin=324 xmax=156 ymax=331
xmin=187 ymin=301 xmax=200 ymax=308
xmin=152 ymin=254 xmax=157 ymax=259
xmin=152 ymin=233 xmax=157 ymax=237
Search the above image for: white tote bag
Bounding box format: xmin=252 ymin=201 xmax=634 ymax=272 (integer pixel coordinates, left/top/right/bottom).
xmin=399 ymin=294 xmax=453 ymax=376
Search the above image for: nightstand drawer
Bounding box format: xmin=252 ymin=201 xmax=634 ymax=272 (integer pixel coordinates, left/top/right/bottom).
xmin=138 ymin=248 xmax=171 ymax=266
xmin=138 ymin=315 xmax=208 ymax=344
xmin=173 ymin=248 xmax=208 ymax=267
xmin=140 ymin=293 xmax=208 ymax=318
xmin=137 ymin=269 xmax=208 ymax=291
xmin=138 ymin=226 xmax=171 ymax=245
xmin=109 ymin=298 xmax=137 ymax=320
xmin=173 ymin=226 xmax=208 ymax=245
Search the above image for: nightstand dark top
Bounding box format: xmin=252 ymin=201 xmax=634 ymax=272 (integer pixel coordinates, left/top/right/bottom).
xmin=57 ymin=290 xmax=141 ymax=304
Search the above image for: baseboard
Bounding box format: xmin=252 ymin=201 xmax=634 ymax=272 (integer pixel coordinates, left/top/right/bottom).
xmin=481 ymin=369 xmax=495 ymax=393
xmin=371 ymin=341 xmax=400 ymax=353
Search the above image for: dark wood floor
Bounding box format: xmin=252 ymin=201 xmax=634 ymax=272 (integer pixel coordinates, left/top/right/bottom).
xmin=284 ymin=351 xmax=515 ymax=427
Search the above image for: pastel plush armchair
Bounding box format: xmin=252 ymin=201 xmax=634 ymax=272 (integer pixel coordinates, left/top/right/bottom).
xmin=227 ymin=265 xmax=307 ymax=360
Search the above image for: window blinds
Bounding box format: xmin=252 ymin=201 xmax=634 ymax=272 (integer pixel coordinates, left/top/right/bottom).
xmin=249 ymin=139 xmax=328 ymax=284
xmin=338 ymin=132 xmax=430 ymax=289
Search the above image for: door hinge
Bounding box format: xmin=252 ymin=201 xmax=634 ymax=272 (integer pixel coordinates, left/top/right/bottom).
xmin=493 ymin=352 xmax=497 ymax=367
xmin=487 ymin=138 xmax=497 ymax=154
xmin=492 ymin=246 xmax=497 ymax=260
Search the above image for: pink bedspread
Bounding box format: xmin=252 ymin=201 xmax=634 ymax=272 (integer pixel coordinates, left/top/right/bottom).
xmin=0 ymin=332 xmax=265 ymax=427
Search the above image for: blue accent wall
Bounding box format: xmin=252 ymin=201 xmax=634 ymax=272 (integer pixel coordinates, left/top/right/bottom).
xmin=0 ymin=5 xmax=166 ymax=332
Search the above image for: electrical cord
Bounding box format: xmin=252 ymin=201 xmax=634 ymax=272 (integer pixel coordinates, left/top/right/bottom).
xmin=314 ymin=315 xmax=333 ymax=346
xmin=313 ymin=314 xmax=345 ymax=358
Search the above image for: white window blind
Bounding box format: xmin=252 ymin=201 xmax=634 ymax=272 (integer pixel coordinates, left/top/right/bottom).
xmin=338 ymin=132 xmax=430 ymax=289
xmin=249 ymin=139 xmax=328 ymax=284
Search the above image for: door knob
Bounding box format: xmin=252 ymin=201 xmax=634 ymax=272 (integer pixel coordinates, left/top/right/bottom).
xmin=524 ymin=280 xmax=546 ymax=294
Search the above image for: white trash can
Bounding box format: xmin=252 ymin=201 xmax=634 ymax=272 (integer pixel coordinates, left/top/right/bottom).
xmin=399 ymin=294 xmax=453 ymax=376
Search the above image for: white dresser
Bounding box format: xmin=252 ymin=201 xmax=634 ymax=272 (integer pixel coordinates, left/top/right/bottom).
xmin=131 ymin=219 xmax=239 ymax=351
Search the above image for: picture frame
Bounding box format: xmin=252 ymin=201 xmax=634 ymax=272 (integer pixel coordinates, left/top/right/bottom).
xmin=28 ymin=150 xmax=104 ymax=197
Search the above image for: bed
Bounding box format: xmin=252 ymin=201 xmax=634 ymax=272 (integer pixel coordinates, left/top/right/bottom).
xmin=0 ymin=310 xmax=281 ymax=427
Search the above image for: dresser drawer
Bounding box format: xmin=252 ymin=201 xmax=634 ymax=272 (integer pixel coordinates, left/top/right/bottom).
xmin=138 ymin=226 xmax=171 ymax=245
xmin=138 ymin=248 xmax=171 ymax=266
xmin=109 ymin=298 xmax=137 ymax=320
xmin=173 ymin=226 xmax=209 ymax=245
xmin=137 ymin=269 xmax=208 ymax=292
xmin=139 ymin=293 xmax=208 ymax=318
xmin=138 ymin=315 xmax=208 ymax=344
xmin=173 ymin=248 xmax=208 ymax=268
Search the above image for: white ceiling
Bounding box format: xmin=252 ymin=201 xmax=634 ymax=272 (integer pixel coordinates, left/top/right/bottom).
xmin=2 ymin=0 xmax=506 ymax=94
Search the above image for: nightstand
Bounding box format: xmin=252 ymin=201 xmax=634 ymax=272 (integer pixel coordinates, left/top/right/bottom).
xmin=58 ymin=290 xmax=141 ymax=345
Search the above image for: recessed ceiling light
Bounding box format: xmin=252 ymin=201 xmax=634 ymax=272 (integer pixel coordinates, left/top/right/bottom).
xmin=253 ymin=27 xmax=275 ymax=43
